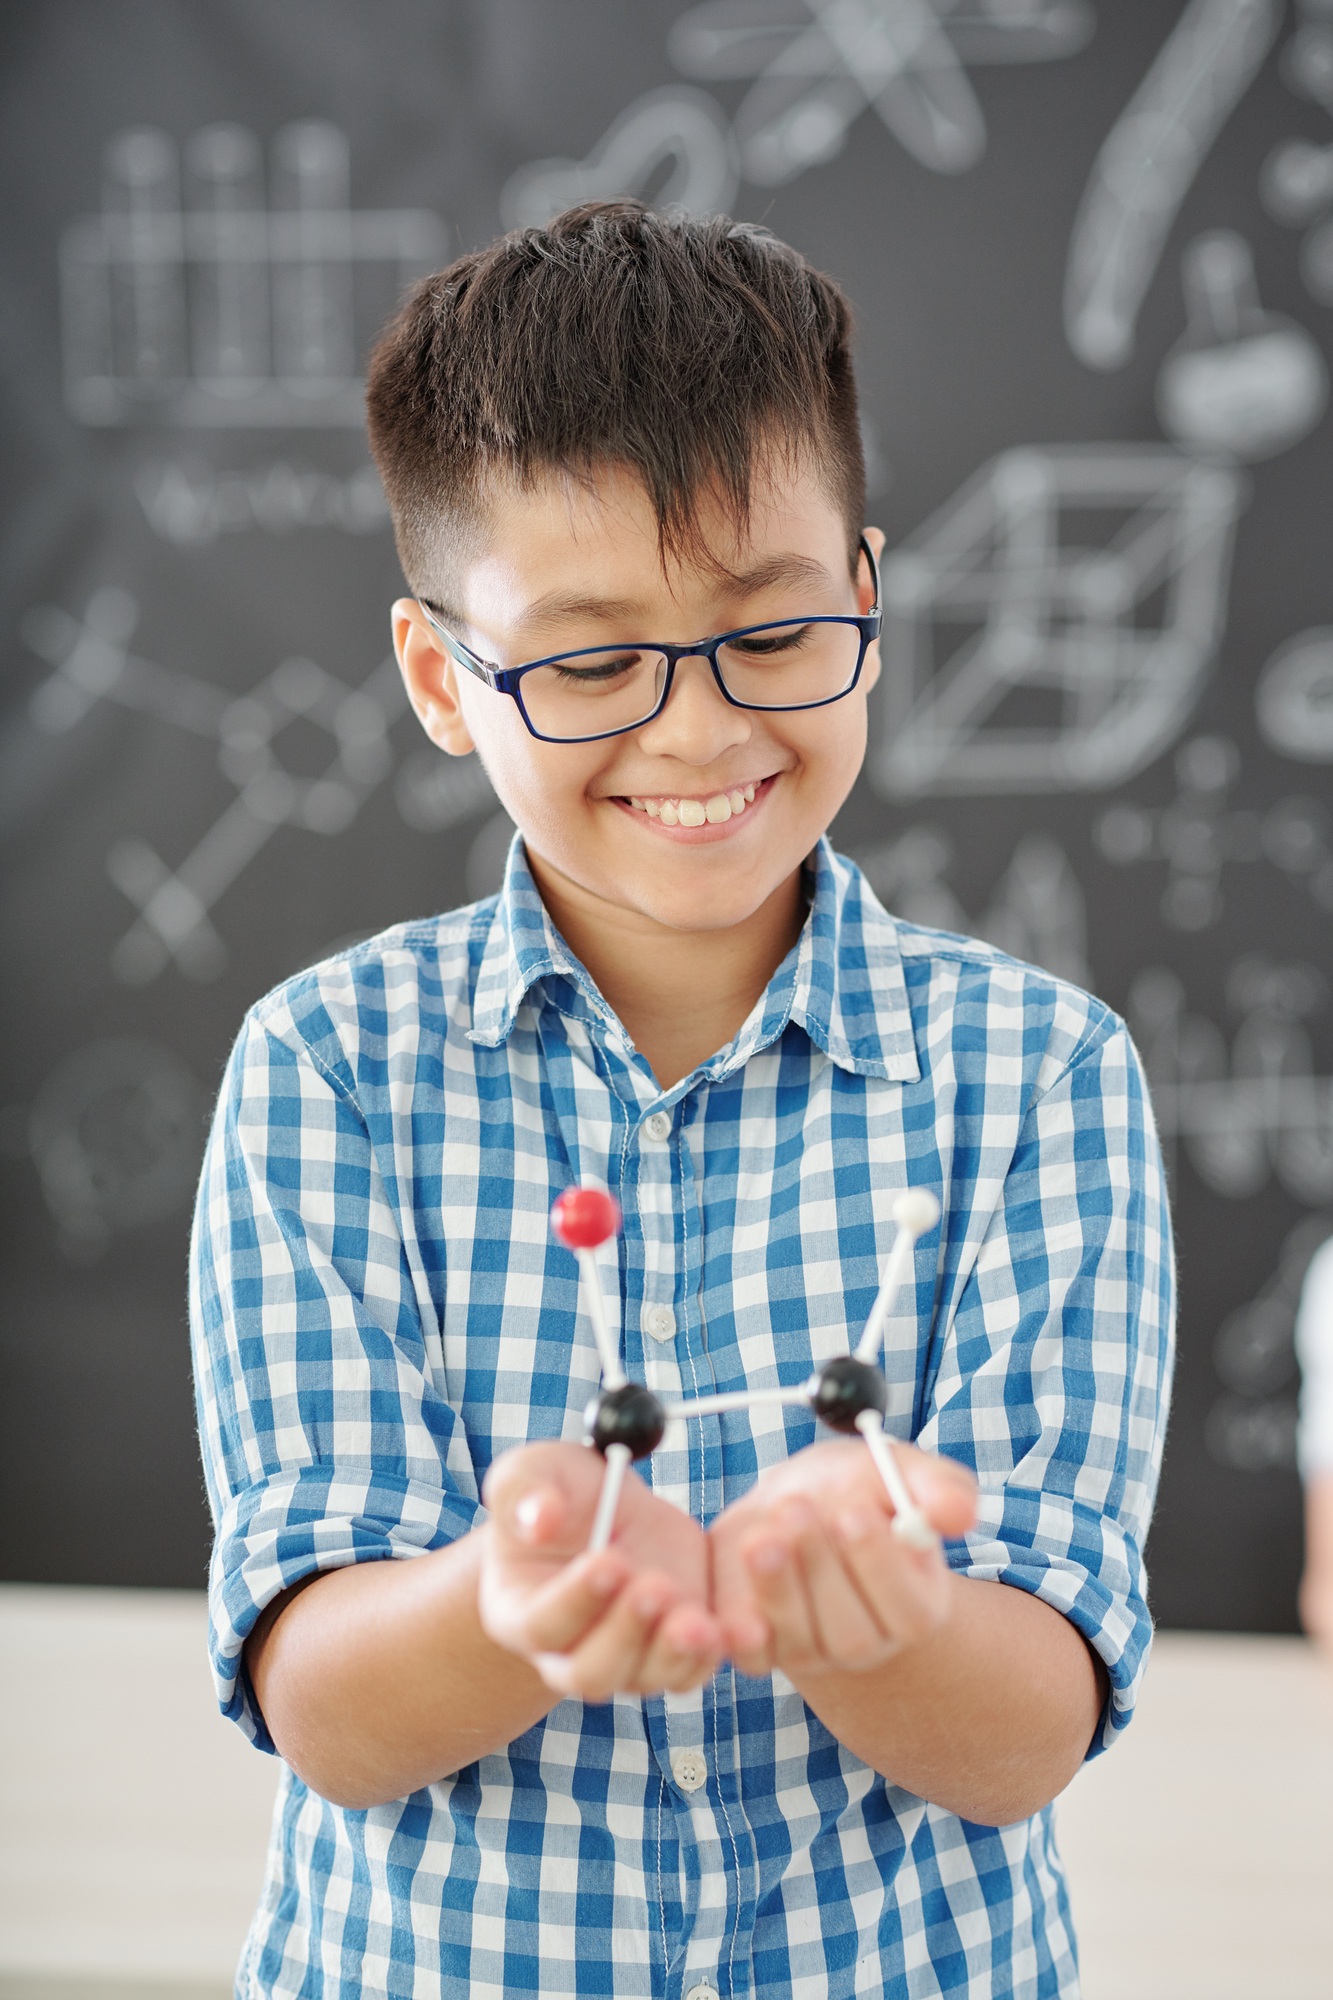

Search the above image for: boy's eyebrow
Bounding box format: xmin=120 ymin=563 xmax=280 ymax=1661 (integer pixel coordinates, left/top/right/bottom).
xmin=518 ymin=553 xmax=838 ymax=636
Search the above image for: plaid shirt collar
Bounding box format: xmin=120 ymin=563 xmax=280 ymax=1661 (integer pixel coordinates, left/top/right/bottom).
xmin=468 ymin=832 xmax=921 ymax=1086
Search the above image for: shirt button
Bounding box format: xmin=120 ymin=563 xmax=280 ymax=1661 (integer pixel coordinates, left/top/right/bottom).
xmin=644 ymin=1303 xmax=676 ymax=1343
xmin=684 ymin=1983 xmax=719 ymax=2000
xmin=671 ymin=1747 xmax=707 ymax=1792
xmin=643 ymin=1110 xmax=672 ymax=1142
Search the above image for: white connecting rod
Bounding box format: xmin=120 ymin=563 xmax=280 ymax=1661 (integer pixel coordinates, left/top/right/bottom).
xmin=855 ymin=1408 xmax=938 ymax=1551
xmin=577 ymin=1247 xmax=626 ymax=1390
xmin=854 ymin=1187 xmax=941 ymax=1365
xmin=588 ymin=1442 xmax=632 ymax=1554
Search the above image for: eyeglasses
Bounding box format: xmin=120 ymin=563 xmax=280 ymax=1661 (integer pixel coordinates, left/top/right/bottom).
xmin=417 ymin=535 xmax=881 ymax=744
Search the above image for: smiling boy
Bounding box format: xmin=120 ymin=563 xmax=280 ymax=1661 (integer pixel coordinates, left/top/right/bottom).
xmin=191 ymin=203 xmax=1173 ymax=2000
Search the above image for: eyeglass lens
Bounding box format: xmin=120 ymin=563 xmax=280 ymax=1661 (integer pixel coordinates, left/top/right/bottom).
xmin=519 ymin=620 xmax=863 ymax=740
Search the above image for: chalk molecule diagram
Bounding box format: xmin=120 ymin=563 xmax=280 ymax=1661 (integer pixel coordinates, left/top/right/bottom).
xmin=1096 ymin=733 xmax=1333 ymax=932
xmin=23 ymin=586 xmax=415 ymax=984
xmin=60 ymin=120 xmax=446 ymax=428
xmin=548 ymin=1182 xmax=943 ymax=1555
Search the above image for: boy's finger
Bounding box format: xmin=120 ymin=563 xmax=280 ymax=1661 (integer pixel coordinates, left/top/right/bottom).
xmin=833 ymin=1507 xmax=950 ymax=1649
xmin=636 ymin=1602 xmax=725 ymax=1694
xmin=742 ymin=1528 xmax=818 ymax=1668
xmin=495 ymin=1547 xmax=630 ymax=1655
xmin=898 ymin=1447 xmax=979 ymax=1540
xmin=794 ymin=1511 xmax=894 ymax=1670
xmin=483 ymin=1442 xmax=606 ymax=1546
xmin=536 ymin=1573 xmax=682 ymax=1703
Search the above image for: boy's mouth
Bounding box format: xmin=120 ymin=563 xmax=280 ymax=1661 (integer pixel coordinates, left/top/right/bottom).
xmin=614 ymin=775 xmax=773 ymax=829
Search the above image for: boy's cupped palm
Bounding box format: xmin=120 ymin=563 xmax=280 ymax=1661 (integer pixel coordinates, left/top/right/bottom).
xmin=480 ymin=1438 xmax=977 ymax=1702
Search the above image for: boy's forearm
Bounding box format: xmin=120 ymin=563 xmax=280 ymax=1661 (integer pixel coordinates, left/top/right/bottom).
xmin=789 ymin=1576 xmax=1106 ymax=1825
xmin=247 ymin=1526 xmax=557 ymax=1809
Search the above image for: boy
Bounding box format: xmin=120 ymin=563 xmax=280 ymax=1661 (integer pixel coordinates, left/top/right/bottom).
xmin=192 ymin=202 xmax=1173 ymax=1999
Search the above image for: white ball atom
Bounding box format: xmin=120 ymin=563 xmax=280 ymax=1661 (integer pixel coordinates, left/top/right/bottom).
xmin=892 ymin=1188 xmax=941 ymax=1237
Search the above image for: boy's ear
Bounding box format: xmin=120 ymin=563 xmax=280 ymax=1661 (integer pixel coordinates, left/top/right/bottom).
xmin=859 ymin=527 xmax=886 ymax=612
xmin=859 ymin=528 xmax=886 ymax=693
xmin=392 ymin=599 xmax=478 ymax=757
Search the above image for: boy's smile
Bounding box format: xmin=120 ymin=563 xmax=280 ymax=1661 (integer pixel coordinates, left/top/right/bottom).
xmin=394 ymin=455 xmax=883 ymax=949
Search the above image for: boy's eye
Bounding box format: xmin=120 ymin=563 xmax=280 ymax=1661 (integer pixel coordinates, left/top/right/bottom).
xmin=545 ymin=650 xmax=650 ymax=686
xmin=724 ymin=623 xmax=817 ymax=660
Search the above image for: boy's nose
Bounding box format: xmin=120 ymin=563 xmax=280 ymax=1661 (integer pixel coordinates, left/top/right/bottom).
xmin=636 ymin=653 xmax=751 ymax=763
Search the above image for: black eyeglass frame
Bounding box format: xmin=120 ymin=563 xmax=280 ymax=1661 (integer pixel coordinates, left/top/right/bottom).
xmin=416 ymin=534 xmax=882 ymax=745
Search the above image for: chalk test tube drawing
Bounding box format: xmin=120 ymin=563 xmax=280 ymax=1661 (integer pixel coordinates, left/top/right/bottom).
xmin=1157 ymin=231 xmax=1328 ymax=460
xmin=669 ymin=0 xmax=1092 ymax=185
xmin=1257 ymin=628 xmax=1333 ymax=762
xmin=854 ymin=826 xmax=1090 ymax=986
xmin=60 ymin=121 xmax=446 ymax=426
xmin=550 ymin=1184 xmax=943 ymax=1558
xmin=500 ymin=88 xmax=739 ymax=231
xmin=872 ymin=444 xmax=1244 ymax=799
xmin=26 ymin=1038 xmax=201 ymax=1260
xmin=1064 ymin=0 xmax=1282 ymax=371
xmin=22 ymin=587 xmax=409 ymax=983
xmin=1130 ymin=958 xmax=1333 ymax=1205
xmin=1097 ymin=735 xmax=1333 ymax=930
xmin=1205 ymin=1214 xmax=1333 ymax=1474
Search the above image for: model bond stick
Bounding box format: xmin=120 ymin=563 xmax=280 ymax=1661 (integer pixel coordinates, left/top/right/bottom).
xmin=549 ymin=1184 xmax=943 ymax=1557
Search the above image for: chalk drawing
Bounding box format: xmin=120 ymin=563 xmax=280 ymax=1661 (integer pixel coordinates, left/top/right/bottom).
xmin=135 ymin=458 xmax=389 ymax=544
xmin=1205 ymin=1214 xmax=1332 ymax=1473
xmin=501 ymin=88 xmax=738 ymax=230
xmin=854 ymin=825 xmax=1090 ymax=986
xmin=872 ymin=444 xmax=1244 ymax=798
xmin=22 ymin=587 xmax=411 ymax=982
xmin=1130 ymin=956 xmax=1333 ymax=1205
xmin=1065 ymin=0 xmax=1281 ymax=370
xmin=1156 ymin=231 xmax=1327 ymax=460
xmin=1096 ymin=735 xmax=1333 ymax=929
xmin=26 ymin=1038 xmax=202 ymax=1260
xmin=1256 ymin=627 xmax=1333 ymax=762
xmin=61 ymin=121 xmax=446 ymax=426
xmin=669 ymin=0 xmax=1092 ymax=185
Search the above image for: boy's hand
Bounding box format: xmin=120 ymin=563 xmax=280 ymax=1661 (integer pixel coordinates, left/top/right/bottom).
xmin=479 ymin=1441 xmax=723 ymax=1701
xmin=709 ymin=1440 xmax=978 ymax=1680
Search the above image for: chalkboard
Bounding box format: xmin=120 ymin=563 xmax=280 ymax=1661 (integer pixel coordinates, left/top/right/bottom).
xmin=2 ymin=0 xmax=1330 ymax=1633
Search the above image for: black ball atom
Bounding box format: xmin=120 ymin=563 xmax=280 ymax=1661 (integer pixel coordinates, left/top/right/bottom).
xmin=585 ymin=1382 xmax=667 ymax=1460
xmin=808 ymin=1356 xmax=888 ymax=1435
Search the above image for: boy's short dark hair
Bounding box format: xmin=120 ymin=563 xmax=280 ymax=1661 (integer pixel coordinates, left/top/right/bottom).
xmin=365 ymin=201 xmax=864 ymax=606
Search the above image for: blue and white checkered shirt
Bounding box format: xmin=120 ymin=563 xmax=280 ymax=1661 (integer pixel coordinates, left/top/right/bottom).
xmin=191 ymin=835 xmax=1173 ymax=2000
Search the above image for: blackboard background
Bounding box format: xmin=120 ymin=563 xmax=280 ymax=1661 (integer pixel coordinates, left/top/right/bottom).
xmin=2 ymin=0 xmax=1330 ymax=1632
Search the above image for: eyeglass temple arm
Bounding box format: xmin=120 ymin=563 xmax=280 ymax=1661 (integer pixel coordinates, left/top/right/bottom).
xmin=417 ymin=602 xmax=502 ymax=689
xmin=858 ymin=533 xmax=882 ymax=619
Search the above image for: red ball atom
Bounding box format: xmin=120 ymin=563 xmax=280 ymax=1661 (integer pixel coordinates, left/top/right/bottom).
xmin=550 ymin=1185 xmax=622 ymax=1250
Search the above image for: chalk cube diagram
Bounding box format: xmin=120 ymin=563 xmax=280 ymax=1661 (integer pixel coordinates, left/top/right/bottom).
xmin=549 ymin=1183 xmax=943 ymax=1556
xmin=873 ymin=444 xmax=1244 ymax=798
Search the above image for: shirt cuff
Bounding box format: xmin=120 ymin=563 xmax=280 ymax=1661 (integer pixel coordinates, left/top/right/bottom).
xmin=209 ymin=1462 xmax=481 ymax=1750
xmin=943 ymin=1482 xmax=1149 ymax=1760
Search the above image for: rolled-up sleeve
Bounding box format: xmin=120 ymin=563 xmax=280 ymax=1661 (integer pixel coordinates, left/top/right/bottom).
xmin=189 ymin=1009 xmax=479 ymax=1750
xmin=918 ymin=1014 xmax=1175 ymax=1757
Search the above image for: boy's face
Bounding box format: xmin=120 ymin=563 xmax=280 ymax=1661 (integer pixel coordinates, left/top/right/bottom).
xmin=394 ymin=457 xmax=881 ymax=938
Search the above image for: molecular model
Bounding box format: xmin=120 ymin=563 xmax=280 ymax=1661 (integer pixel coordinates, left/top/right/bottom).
xmin=549 ymin=1184 xmax=943 ymax=1556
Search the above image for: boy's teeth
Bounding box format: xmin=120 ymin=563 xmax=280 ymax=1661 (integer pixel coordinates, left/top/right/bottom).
xmin=628 ymin=779 xmax=765 ymax=824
